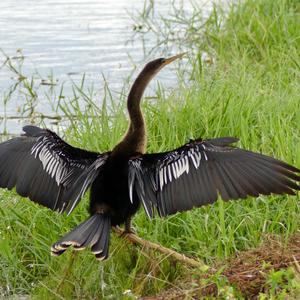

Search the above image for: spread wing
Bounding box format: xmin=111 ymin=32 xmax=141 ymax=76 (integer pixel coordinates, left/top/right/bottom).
xmin=0 ymin=125 xmax=109 ymax=214
xmin=128 ymin=137 xmax=300 ymax=218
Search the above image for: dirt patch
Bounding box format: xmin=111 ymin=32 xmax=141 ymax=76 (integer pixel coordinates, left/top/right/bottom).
xmin=140 ymin=234 xmax=300 ymax=299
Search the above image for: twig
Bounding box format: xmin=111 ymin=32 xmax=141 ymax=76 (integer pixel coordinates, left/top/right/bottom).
xmin=0 ymin=114 xmax=101 ymax=120
xmin=293 ymin=255 xmax=300 ymax=273
xmin=56 ymin=251 xmax=77 ymax=293
xmin=0 ymin=114 xmax=62 ymax=120
xmin=113 ymin=226 xmax=213 ymax=271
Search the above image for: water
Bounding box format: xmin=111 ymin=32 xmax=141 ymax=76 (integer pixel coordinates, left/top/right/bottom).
xmin=0 ymin=0 xmax=215 ymax=134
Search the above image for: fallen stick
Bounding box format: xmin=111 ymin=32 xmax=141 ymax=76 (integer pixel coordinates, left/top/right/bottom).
xmin=113 ymin=226 xmax=214 ymax=271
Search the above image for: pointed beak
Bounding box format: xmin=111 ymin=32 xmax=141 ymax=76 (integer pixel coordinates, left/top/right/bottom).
xmin=162 ymin=53 xmax=186 ymax=66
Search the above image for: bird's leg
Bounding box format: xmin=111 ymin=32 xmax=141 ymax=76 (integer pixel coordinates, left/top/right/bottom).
xmin=124 ymin=217 xmax=135 ymax=234
xmin=113 ymin=218 xmax=135 ymax=238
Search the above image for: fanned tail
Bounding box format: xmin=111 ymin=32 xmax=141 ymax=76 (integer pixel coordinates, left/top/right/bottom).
xmin=51 ymin=214 xmax=111 ymax=260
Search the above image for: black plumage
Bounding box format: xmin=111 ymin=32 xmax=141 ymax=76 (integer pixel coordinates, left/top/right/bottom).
xmin=0 ymin=54 xmax=299 ymax=260
xmin=128 ymin=137 xmax=300 ymax=217
xmin=0 ymin=126 xmax=108 ymax=213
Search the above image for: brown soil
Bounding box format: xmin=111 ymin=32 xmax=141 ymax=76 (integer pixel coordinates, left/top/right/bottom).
xmin=140 ymin=234 xmax=300 ymax=299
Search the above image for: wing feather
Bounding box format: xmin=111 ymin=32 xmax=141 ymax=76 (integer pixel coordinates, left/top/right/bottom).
xmin=129 ymin=137 xmax=300 ymax=217
xmin=0 ymin=125 xmax=108 ymax=214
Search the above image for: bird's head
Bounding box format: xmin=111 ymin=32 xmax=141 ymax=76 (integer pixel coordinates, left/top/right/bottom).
xmin=127 ymin=53 xmax=186 ymax=109
xmin=142 ymin=53 xmax=185 ymax=80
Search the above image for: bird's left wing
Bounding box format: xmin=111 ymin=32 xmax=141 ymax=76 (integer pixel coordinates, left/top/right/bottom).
xmin=128 ymin=137 xmax=300 ymax=218
xmin=0 ymin=125 xmax=109 ymax=214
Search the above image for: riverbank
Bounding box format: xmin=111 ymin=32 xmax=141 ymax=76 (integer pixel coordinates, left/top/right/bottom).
xmin=0 ymin=0 xmax=299 ymax=298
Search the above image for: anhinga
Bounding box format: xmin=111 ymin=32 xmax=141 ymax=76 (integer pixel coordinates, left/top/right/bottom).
xmin=0 ymin=54 xmax=299 ymax=261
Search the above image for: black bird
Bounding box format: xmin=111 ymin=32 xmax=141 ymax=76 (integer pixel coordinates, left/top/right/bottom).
xmin=0 ymin=54 xmax=299 ymax=260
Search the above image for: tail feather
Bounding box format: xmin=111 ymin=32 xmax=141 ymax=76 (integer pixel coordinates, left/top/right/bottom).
xmin=51 ymin=214 xmax=111 ymax=260
xmin=91 ymin=217 xmax=111 ymax=259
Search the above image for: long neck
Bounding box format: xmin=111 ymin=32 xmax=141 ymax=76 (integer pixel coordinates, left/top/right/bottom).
xmin=113 ymin=69 xmax=154 ymax=155
xmin=127 ymin=73 xmax=149 ymax=131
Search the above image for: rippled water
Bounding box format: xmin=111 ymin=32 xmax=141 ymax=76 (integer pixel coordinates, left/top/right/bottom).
xmin=0 ymin=0 xmax=214 ymax=133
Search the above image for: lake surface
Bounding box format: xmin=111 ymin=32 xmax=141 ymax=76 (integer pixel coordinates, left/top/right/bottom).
xmin=0 ymin=0 xmax=215 ymax=134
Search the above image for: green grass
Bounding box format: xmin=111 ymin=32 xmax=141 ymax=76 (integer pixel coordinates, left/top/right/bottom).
xmin=0 ymin=0 xmax=300 ymax=298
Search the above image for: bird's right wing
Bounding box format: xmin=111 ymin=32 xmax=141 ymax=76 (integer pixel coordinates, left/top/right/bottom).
xmin=0 ymin=125 xmax=109 ymax=214
xmin=128 ymin=137 xmax=300 ymax=218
